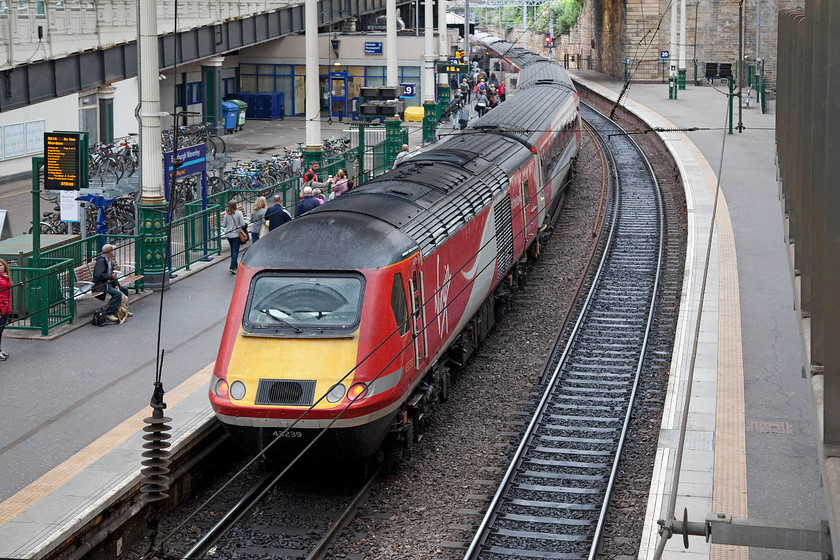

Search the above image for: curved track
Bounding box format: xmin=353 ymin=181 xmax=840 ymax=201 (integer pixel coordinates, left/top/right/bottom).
xmin=463 ymin=103 xmax=665 ymax=560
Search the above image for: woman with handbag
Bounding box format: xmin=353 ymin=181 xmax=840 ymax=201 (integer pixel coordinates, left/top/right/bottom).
xmin=222 ymin=200 xmax=247 ymax=275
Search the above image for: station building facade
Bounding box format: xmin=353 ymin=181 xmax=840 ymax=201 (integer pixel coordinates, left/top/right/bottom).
xmin=0 ymin=27 xmax=451 ymax=178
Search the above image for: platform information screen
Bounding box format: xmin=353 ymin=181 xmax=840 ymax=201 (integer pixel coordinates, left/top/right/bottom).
xmin=436 ymin=62 xmax=469 ymax=74
xmin=43 ymin=132 xmax=84 ymax=190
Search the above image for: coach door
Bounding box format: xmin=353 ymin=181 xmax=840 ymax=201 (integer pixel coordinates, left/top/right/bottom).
xmin=522 ymin=161 xmax=539 ymax=243
xmin=408 ymin=269 xmax=428 ymax=369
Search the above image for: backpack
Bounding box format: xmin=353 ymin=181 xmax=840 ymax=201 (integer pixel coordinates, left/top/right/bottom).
xmin=92 ymin=307 xmax=107 ymax=327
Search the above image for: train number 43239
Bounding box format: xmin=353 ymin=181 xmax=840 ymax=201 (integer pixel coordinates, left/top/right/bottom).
xmin=272 ymin=430 xmax=303 ymax=437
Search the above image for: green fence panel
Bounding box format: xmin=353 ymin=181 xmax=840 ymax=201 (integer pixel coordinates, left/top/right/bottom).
xmin=8 ymin=257 xmax=74 ymax=335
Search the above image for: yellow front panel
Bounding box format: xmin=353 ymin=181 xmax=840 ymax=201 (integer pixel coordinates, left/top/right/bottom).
xmin=227 ymin=331 xmax=360 ymax=409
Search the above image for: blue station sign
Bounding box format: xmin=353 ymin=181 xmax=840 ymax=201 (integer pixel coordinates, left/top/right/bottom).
xmin=365 ymin=42 xmax=383 ymax=54
xmin=163 ymin=143 xmax=206 ymax=194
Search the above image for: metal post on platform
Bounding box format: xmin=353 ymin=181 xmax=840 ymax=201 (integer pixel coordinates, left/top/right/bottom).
xmin=30 ymin=157 xmax=46 ymax=334
xmin=728 ymin=78 xmax=735 ymax=134
xmin=138 ymin=0 xmax=169 ymax=291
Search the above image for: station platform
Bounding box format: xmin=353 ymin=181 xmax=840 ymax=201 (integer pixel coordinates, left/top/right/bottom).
xmin=0 ymin=77 xmax=825 ymax=560
xmin=569 ymin=71 xmax=824 ymax=559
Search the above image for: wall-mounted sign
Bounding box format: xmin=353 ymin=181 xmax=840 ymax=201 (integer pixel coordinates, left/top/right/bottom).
xmin=365 ymin=42 xmax=383 ymax=54
xmin=44 ymin=131 xmax=87 ymax=190
xmin=400 ymin=83 xmax=416 ymax=98
xmin=660 ymin=50 xmax=669 ymax=59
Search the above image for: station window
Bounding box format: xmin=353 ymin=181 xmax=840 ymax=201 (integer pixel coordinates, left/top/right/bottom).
xmin=222 ymin=77 xmax=236 ymax=97
xmin=16 ymin=0 xmax=27 ymax=17
xmin=390 ymin=273 xmax=409 ymax=336
xmin=0 ymin=1 xmax=8 ymax=17
xmin=257 ymin=64 xmax=275 ymax=92
xmin=35 ymin=0 xmax=44 ymax=16
xmin=365 ymin=66 xmax=385 ymax=88
xmin=69 ymin=0 xmax=79 ymax=10
xmin=78 ymin=93 xmax=98 ymax=145
xmin=187 ymin=81 xmax=202 ymax=105
xmin=54 ymin=0 xmax=64 ymax=10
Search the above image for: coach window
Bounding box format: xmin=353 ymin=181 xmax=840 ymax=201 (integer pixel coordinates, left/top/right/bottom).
xmin=391 ymin=273 xmax=409 ymax=336
xmin=522 ymin=179 xmax=531 ymax=206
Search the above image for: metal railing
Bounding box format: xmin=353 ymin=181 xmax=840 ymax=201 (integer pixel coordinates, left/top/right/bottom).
xmin=7 ymin=130 xmax=402 ymax=335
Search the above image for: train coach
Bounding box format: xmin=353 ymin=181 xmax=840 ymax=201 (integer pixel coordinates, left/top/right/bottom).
xmin=208 ymin=46 xmax=581 ymax=460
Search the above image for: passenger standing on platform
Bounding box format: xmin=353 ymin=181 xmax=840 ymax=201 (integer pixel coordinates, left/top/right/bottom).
xmin=249 ymin=196 xmax=267 ymax=243
xmin=450 ymin=94 xmax=463 ymax=129
xmin=302 ymin=161 xmax=320 ymax=183
xmin=222 ymin=200 xmax=246 ymax=275
xmin=0 ymin=259 xmax=11 ymax=360
xmin=461 ymin=78 xmax=471 ymax=102
xmin=313 ymin=188 xmax=325 ymax=204
xmin=330 ymin=169 xmax=349 ymax=198
xmin=475 ymin=90 xmax=489 ymax=117
xmin=93 ymin=244 xmax=130 ymax=323
xmin=498 ymin=81 xmax=506 ymax=103
xmin=295 ymin=186 xmax=320 ymax=217
xmin=264 ymin=194 xmax=292 ymax=231
xmin=392 ymin=144 xmax=411 ymax=168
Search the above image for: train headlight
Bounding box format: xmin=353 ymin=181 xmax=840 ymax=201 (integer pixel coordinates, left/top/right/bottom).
xmin=230 ymin=380 xmax=246 ymax=400
xmin=215 ymin=379 xmax=229 ymax=398
xmin=348 ymin=382 xmax=368 ymax=401
xmin=326 ymin=383 xmax=346 ymax=403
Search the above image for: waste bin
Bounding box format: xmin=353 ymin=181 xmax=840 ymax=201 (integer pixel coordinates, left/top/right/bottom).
xmin=222 ymin=101 xmax=239 ymax=133
xmin=227 ymin=99 xmax=248 ymax=130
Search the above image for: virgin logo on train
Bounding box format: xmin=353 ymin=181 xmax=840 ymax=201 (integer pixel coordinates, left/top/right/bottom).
xmin=434 ymin=255 xmax=452 ymax=337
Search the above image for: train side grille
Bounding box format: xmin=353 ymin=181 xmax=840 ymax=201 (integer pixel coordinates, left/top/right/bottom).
xmin=255 ymin=380 xmax=316 ymax=406
xmin=495 ymin=194 xmax=514 ymax=280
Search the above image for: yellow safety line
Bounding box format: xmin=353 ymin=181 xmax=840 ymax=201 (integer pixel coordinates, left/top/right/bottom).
xmin=0 ymin=363 xmax=214 ymax=526
xmin=0 ymin=189 xmax=30 ymax=199
xmin=689 ymin=142 xmax=749 ymax=560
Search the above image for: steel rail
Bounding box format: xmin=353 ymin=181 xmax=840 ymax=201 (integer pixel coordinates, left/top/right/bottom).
xmin=463 ymin=102 xmax=664 ymax=559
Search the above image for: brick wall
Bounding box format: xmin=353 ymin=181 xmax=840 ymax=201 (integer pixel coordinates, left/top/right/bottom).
xmin=560 ymin=0 xmax=801 ymax=90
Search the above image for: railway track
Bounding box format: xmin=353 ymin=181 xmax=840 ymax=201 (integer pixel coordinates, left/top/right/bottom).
xmin=463 ymin=103 xmax=665 ymax=560
xmin=178 ymin=463 xmax=379 ymax=560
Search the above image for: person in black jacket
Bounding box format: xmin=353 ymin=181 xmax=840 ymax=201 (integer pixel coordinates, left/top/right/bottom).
xmin=93 ymin=244 xmax=130 ymax=324
xmin=263 ymin=194 xmax=292 ymax=232
xmin=295 ymin=185 xmax=321 ymax=217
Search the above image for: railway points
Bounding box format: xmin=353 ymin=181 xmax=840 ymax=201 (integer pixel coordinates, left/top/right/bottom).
xmin=0 ymin=74 xmax=825 ymax=560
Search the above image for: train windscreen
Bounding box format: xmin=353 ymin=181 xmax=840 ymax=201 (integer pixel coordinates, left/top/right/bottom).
xmin=243 ymin=273 xmax=364 ymax=335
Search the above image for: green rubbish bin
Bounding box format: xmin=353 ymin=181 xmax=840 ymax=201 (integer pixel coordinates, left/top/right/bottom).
xmin=227 ymin=99 xmax=247 ymax=130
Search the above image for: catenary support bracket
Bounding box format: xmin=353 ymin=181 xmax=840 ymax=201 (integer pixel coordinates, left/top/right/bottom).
xmin=658 ymin=510 xmax=833 ymax=559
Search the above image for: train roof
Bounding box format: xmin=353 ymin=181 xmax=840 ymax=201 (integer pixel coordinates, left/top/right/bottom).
xmin=518 ymin=60 xmax=574 ymax=89
xmin=473 ymin=32 xmax=549 ymax=69
xmin=243 ymin=135 xmax=531 ymax=270
xmin=469 ymin=81 xmax=577 ymax=146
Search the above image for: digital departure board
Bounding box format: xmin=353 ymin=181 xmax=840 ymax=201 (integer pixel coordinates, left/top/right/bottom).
xmin=436 ymin=62 xmax=469 ymax=74
xmin=44 ymin=132 xmax=84 ymax=190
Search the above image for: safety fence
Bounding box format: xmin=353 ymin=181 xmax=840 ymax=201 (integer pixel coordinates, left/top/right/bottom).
xmin=7 ymin=125 xmax=404 ymax=335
